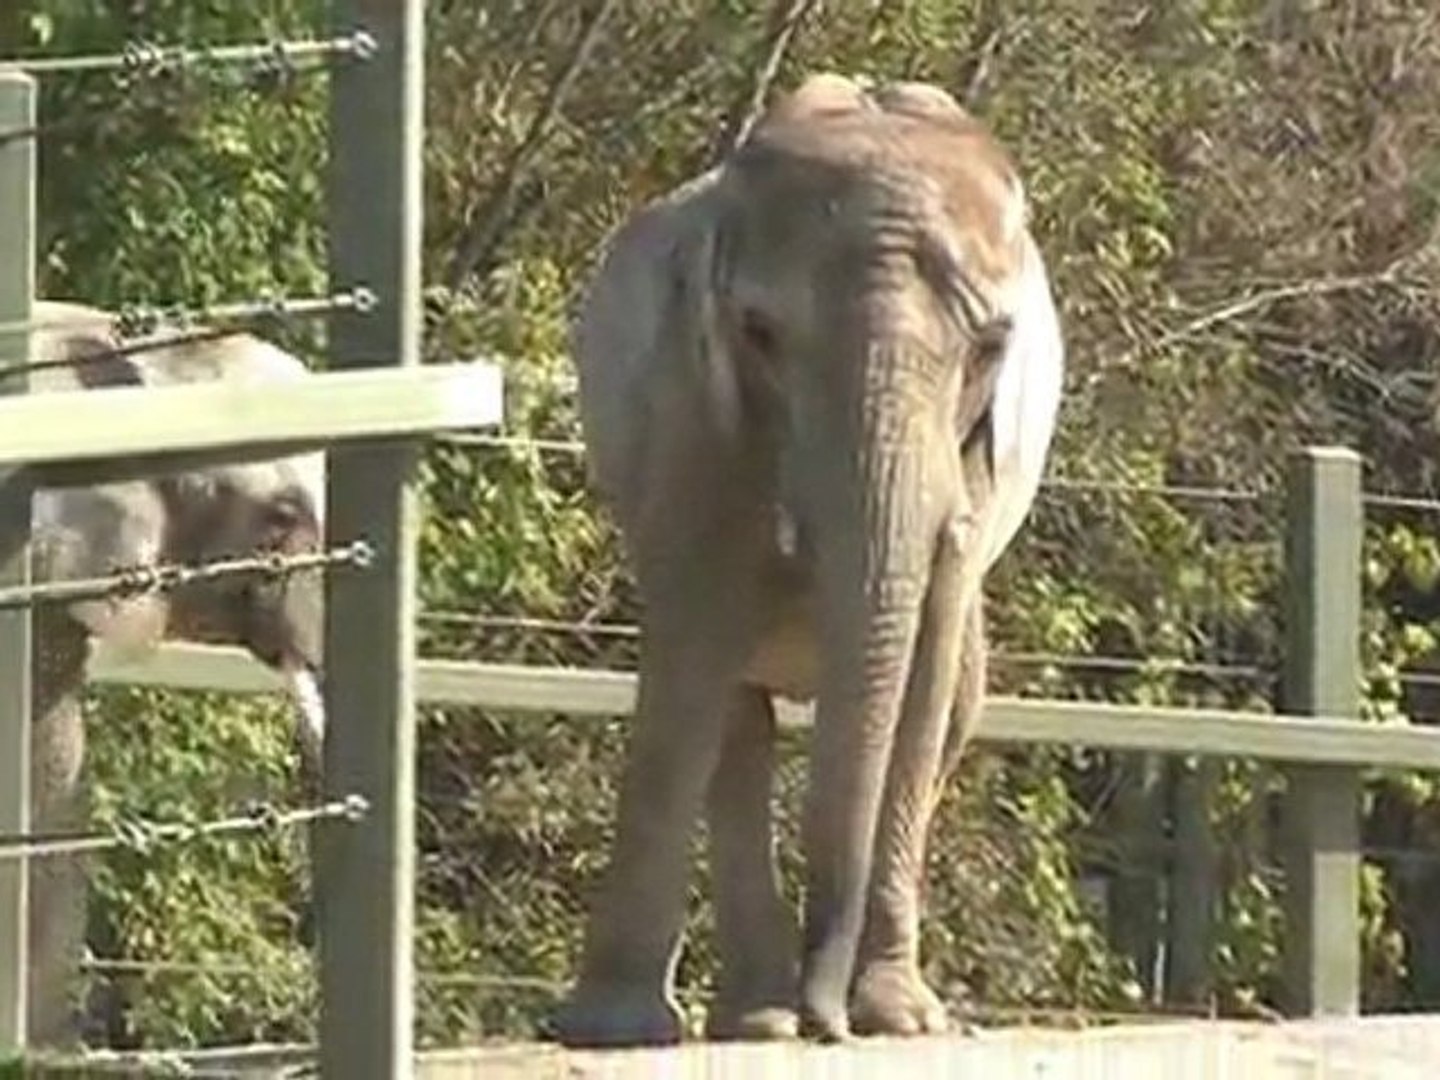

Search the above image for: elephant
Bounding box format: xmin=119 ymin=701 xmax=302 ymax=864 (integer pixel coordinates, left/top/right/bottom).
xmin=15 ymin=300 xmax=329 ymax=1045
xmin=556 ymin=74 xmax=1064 ymax=1046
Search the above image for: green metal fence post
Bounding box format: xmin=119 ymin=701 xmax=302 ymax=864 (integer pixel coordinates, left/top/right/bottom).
xmin=1281 ymin=445 xmax=1363 ymax=1016
xmin=1108 ymin=753 xmax=1166 ymax=1000
xmin=1165 ymin=756 xmax=1218 ymax=1006
xmin=0 ymin=70 xmax=36 ymax=1053
xmin=318 ymin=1 xmax=422 ymax=1077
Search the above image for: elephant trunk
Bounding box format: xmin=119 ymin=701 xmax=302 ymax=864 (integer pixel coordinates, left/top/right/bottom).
xmin=799 ymin=342 xmax=950 ymax=1034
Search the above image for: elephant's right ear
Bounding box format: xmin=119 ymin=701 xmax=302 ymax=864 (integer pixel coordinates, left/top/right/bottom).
xmin=28 ymin=301 xmax=142 ymax=393
xmin=32 ymin=482 xmax=171 ymax=662
xmin=573 ymin=170 xmax=743 ymax=510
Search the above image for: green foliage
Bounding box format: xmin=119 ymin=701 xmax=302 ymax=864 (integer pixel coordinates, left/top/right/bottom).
xmin=20 ymin=0 xmax=1440 ymax=1054
xmin=84 ymin=687 xmax=313 ymax=1048
xmin=30 ymin=0 xmax=331 ymax=355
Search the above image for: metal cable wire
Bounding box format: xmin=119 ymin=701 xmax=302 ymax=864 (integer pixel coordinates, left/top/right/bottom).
xmin=432 ymin=432 xmax=1440 ymax=513
xmin=420 ymin=611 xmax=640 ymax=638
xmin=417 ymin=610 xmax=1275 ymax=680
xmin=0 ymin=32 xmax=378 ymax=154
xmin=1038 ymin=476 xmax=1267 ymax=503
xmin=0 ymin=794 xmax=368 ymax=862
xmin=0 ymin=286 xmax=376 ymax=341
xmin=0 ymin=540 xmax=373 ymax=612
xmin=433 ymin=433 xmax=1279 ymax=505
xmin=80 ymin=957 xmax=562 ymax=994
xmin=432 ymin=432 xmax=584 ymax=454
xmin=1 ymin=324 xmax=248 ymax=382
xmin=0 ymin=289 xmax=376 ymax=380
xmin=0 ymin=31 xmax=377 ymax=79
xmin=1361 ymin=492 xmax=1440 ymax=512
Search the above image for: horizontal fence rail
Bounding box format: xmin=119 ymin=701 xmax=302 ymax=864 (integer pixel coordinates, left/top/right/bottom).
xmin=88 ymin=642 xmax=1440 ymax=770
xmin=0 ymin=361 xmax=500 ymax=475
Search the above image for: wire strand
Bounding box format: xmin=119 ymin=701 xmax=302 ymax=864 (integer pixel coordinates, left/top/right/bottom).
xmin=420 ymin=611 xmax=639 ymax=638
xmin=431 ymin=433 xmax=1440 ymax=513
xmin=0 ymin=32 xmax=376 ymax=78
xmin=417 ymin=610 xmax=1274 ymax=680
xmin=0 ymin=795 xmax=367 ymax=862
xmin=0 ymin=287 xmax=375 ymax=342
xmin=0 ymin=289 xmax=376 ymax=382
xmin=0 ymin=541 xmax=373 ymax=612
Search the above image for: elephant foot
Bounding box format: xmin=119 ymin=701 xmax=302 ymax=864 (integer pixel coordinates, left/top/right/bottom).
xmin=798 ymin=985 xmax=852 ymax=1044
xmin=849 ymin=960 xmax=951 ymax=1036
xmin=705 ymin=1000 xmax=798 ymax=1042
xmin=552 ymin=984 xmax=684 ymax=1048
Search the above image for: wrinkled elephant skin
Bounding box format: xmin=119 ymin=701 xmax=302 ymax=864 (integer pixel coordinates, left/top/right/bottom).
xmin=558 ymin=74 xmax=1065 ymax=1046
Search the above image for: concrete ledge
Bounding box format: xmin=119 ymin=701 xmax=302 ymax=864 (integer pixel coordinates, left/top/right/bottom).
xmin=414 ymin=1017 xmax=1440 ymax=1080
xmin=21 ymin=1016 xmax=1440 ymax=1079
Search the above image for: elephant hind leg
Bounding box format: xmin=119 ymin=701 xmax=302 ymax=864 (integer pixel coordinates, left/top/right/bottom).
xmin=851 ymin=597 xmax=985 ymax=1036
xmin=704 ymin=685 xmax=798 ymax=1041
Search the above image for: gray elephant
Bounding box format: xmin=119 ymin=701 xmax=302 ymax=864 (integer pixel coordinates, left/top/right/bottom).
xmin=19 ymin=300 xmax=328 ymax=1045
xmin=558 ymin=75 xmax=1064 ymax=1045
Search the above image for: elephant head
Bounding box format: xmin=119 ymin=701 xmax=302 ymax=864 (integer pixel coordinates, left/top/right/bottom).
xmin=28 ymin=300 xmax=329 ymax=765
xmin=704 ymin=77 xmax=1023 ymax=574
xmin=565 ymin=75 xmax=1062 ymax=1044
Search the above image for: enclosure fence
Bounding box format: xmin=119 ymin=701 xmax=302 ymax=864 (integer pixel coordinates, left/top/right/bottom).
xmin=95 ymin=446 xmax=1440 ymax=1029
xmin=5 ymin=1 xmax=1440 ymax=1077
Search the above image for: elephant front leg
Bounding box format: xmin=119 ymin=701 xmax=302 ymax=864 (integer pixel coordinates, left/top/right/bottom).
xmin=555 ymin=617 xmax=743 ymax=1048
xmin=704 ymin=686 xmax=799 ymax=1041
xmin=851 ymin=598 xmax=984 ymax=1036
xmin=28 ymin=615 xmax=91 ymax=1048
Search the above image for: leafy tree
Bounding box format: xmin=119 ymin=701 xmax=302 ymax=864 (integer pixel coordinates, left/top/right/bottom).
xmin=13 ymin=0 xmax=1440 ymax=1052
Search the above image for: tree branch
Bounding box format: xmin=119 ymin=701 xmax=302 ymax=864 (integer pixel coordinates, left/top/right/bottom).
xmin=1156 ymin=266 xmax=1410 ymax=349
xmin=445 ymin=0 xmax=619 ymax=290
xmin=710 ymin=0 xmax=824 ymax=163
xmin=956 ymin=2 xmax=1012 ymax=109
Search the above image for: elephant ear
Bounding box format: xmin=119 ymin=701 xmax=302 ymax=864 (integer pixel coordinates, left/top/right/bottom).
xmin=126 ymin=327 xmax=328 ymax=533
xmin=955 ymin=317 xmax=1012 ymax=483
xmin=572 ymin=169 xmax=738 ymax=517
xmin=28 ymin=300 xmax=143 ymax=393
xmin=32 ymin=482 xmax=171 ymax=662
xmin=28 ymin=303 xmax=169 ymax=658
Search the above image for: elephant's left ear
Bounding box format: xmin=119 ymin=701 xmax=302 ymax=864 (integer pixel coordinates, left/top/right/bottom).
xmin=955 ymin=317 xmax=1012 ymax=481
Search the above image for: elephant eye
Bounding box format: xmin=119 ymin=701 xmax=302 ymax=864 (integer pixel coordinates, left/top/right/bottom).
xmin=262 ymin=492 xmax=315 ymax=546
xmin=266 ymin=498 xmax=303 ymax=529
xmin=737 ymin=307 xmax=779 ymax=358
